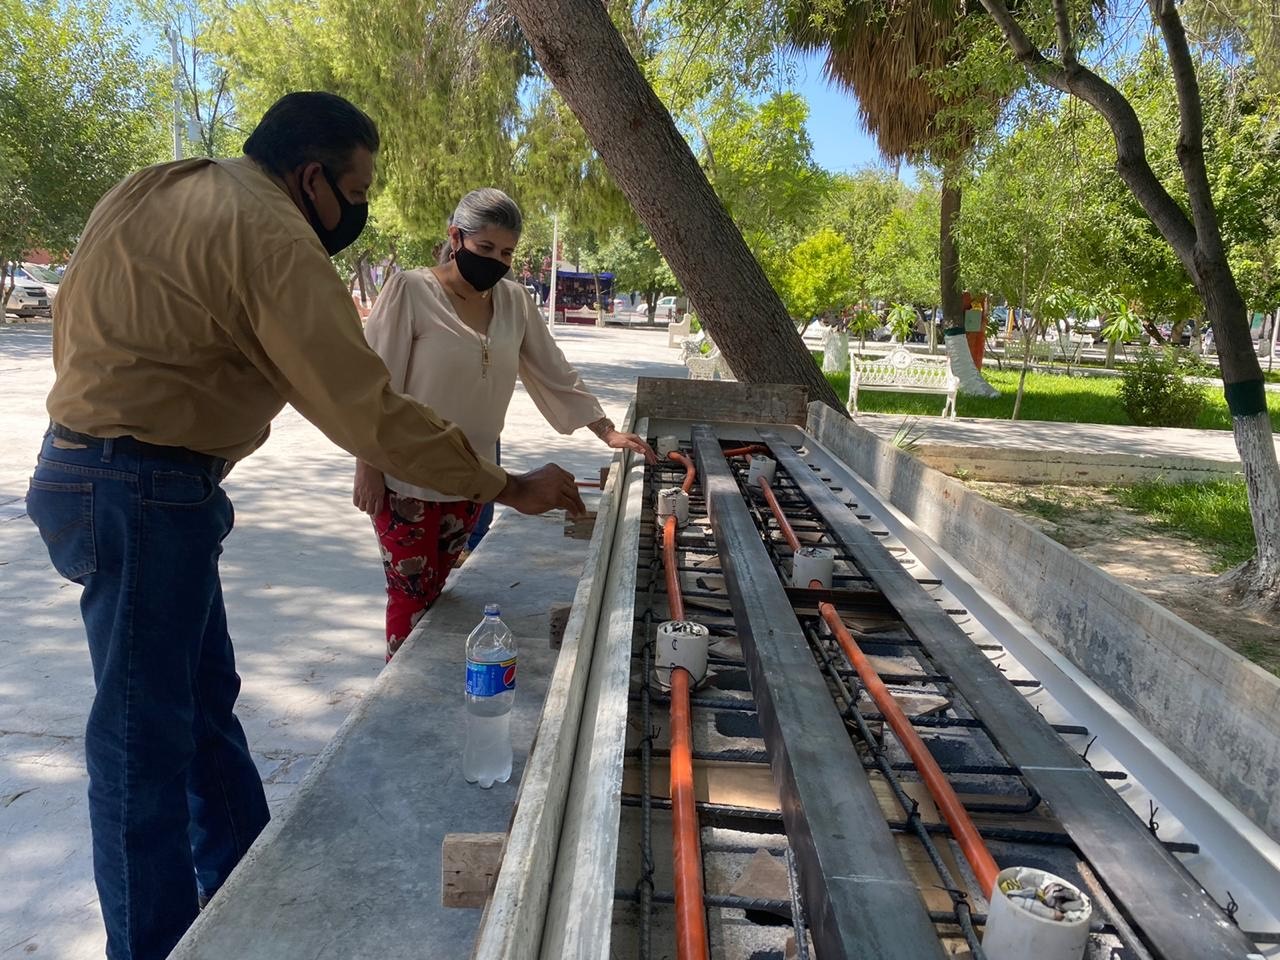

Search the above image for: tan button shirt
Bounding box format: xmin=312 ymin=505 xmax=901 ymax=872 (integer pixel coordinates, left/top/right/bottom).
xmin=363 ymin=269 xmax=605 ymax=501
xmin=45 ymin=157 xmax=507 ymax=502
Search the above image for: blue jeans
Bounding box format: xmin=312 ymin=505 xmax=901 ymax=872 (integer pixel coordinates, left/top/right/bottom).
xmin=26 ymin=431 xmax=269 ymax=960
xmin=467 ymin=438 xmax=499 ymax=552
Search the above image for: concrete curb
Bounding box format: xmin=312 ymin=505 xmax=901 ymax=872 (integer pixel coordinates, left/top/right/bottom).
xmin=911 ymin=443 xmax=1244 ymax=485
xmin=809 ymin=403 xmax=1280 ymax=842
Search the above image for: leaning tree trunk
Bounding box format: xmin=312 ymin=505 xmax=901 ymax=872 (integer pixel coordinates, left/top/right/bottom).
xmin=505 ymin=0 xmax=841 ymax=408
xmin=940 ymin=174 xmax=999 ymax=398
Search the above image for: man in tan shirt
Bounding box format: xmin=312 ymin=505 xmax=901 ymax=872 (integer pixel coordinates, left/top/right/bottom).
xmin=26 ymin=92 xmax=584 ymax=960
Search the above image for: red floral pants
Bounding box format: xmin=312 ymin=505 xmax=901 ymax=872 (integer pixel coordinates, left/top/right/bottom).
xmin=374 ymin=491 xmax=482 ymax=660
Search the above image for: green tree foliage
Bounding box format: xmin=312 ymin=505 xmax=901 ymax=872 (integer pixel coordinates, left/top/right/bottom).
xmin=817 ymin=169 xmax=903 ymax=301
xmin=958 ymin=104 xmax=1082 ymax=316
xmin=592 ymin=226 xmax=678 ymax=316
xmin=0 ymin=0 xmax=166 ymax=278
xmin=700 ymin=92 xmax=831 ymax=287
xmin=780 ymin=227 xmax=855 ymax=321
xmin=868 ymin=179 xmax=940 ymax=306
xmin=232 ymin=0 xmax=527 ymax=231
xmin=960 ymin=48 xmax=1280 ymax=326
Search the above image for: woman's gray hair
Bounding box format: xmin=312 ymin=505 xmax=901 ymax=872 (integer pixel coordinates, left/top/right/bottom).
xmin=450 ymin=187 xmax=522 ymax=238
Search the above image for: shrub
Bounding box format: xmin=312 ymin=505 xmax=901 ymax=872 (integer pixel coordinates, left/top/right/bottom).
xmin=1119 ymin=348 xmax=1209 ymax=427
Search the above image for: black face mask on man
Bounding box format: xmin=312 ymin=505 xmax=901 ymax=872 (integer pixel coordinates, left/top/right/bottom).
xmin=453 ymin=234 xmax=510 ymax=292
xmin=302 ymin=165 xmax=368 ymax=257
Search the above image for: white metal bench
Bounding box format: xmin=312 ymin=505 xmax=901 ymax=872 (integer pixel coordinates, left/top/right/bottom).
xmin=682 ymin=336 xmax=736 ymax=381
xmin=667 ymin=314 xmax=692 ymax=348
xmin=848 ymin=346 xmax=958 ymax=417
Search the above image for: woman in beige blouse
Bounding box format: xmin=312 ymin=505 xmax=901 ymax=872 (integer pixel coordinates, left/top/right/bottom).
xmin=353 ymin=188 xmax=655 ymax=658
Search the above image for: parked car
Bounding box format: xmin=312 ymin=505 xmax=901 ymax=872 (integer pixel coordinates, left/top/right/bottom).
xmin=16 ymin=262 xmax=62 ymax=300
xmin=654 ymin=295 xmax=686 ymax=322
xmin=4 ymin=275 xmax=51 ymax=319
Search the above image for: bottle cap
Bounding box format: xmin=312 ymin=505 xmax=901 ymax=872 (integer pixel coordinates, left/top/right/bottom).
xmin=484 ymin=603 xmax=501 ymax=617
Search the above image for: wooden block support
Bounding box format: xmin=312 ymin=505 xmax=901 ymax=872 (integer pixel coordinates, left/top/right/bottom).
xmin=730 ymin=850 xmax=791 ymax=916
xmin=549 ymin=603 xmax=574 ymax=650
xmin=564 ymin=510 xmax=597 ymax=540
xmin=599 ymin=465 xmax=610 ymax=489
xmin=442 ymin=832 xmax=505 ymax=908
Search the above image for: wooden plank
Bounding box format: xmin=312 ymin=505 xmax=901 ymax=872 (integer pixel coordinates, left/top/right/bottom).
xmin=470 ymin=404 xmax=636 ymax=960
xmin=730 ymin=850 xmax=790 ymax=916
xmin=635 ymin=377 xmax=808 ymax=425
xmin=443 ymin=833 xmax=506 ymax=908
xmin=535 ymin=417 xmax=650 ymax=960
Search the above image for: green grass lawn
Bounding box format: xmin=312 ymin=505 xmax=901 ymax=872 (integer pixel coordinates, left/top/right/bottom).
xmin=825 ymin=367 xmax=1280 ymax=431
xmin=1111 ymin=479 xmax=1254 ymax=571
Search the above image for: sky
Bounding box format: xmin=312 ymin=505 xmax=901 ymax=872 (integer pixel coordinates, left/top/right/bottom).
xmin=788 ymin=50 xmax=889 ymax=174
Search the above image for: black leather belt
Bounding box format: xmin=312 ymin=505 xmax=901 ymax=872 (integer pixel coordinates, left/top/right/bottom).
xmin=49 ymin=422 xmax=227 ymax=476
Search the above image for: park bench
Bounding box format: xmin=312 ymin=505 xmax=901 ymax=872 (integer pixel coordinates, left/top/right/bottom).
xmin=667 ymin=313 xmax=692 ymax=348
xmin=848 ymin=345 xmax=958 ymax=417
xmin=681 ymin=335 xmax=735 ymax=381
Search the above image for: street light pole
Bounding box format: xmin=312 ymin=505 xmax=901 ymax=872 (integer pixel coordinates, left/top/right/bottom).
xmin=166 ymin=25 xmax=184 ymax=161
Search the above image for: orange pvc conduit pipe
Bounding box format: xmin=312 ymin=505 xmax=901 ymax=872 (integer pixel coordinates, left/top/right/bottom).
xmin=756 ymin=473 xmax=1001 ymax=899
xmin=663 ymin=451 xmax=709 ymax=960
xmin=721 ymin=444 xmax=769 ymax=459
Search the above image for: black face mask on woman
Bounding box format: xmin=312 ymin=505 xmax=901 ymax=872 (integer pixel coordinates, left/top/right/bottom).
xmin=453 ymin=234 xmax=510 ymax=292
xmin=302 ymin=165 xmax=368 ymax=257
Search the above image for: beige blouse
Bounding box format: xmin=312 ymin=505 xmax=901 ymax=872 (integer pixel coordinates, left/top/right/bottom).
xmin=364 ymin=269 xmax=606 ymax=501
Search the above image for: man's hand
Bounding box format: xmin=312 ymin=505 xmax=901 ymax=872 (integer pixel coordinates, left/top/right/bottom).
xmin=352 ymin=460 xmax=386 ymax=516
xmin=494 ymin=464 xmax=586 ymax=516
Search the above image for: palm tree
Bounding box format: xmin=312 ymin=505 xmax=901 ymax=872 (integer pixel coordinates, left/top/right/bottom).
xmin=788 ymin=0 xmax=999 ymax=397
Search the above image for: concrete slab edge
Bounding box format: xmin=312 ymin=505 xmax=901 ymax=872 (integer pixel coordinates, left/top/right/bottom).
xmin=171 ymin=535 xmax=502 ymax=956
xmin=913 ymin=445 xmax=1244 ymax=486
xmin=807 ymin=402 xmax=1280 ymax=842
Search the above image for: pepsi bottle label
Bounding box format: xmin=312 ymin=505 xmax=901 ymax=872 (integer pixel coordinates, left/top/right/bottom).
xmin=466 ymin=657 xmax=517 ymax=697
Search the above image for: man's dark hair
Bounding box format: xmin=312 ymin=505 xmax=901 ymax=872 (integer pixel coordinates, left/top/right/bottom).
xmin=243 ymin=92 xmax=379 ymax=176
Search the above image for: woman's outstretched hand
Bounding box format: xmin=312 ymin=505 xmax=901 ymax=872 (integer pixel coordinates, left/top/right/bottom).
xmin=603 ymin=429 xmax=658 ymax=464
xmin=353 ymin=460 xmax=387 ymax=516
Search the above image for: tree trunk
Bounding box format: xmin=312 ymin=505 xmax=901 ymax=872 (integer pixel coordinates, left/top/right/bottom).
xmin=505 ymin=0 xmax=842 ymax=408
xmin=1202 ymin=265 xmax=1280 ymax=606
xmin=1 ymin=262 xmax=14 ymax=312
xmin=1013 ymin=304 xmax=1033 ymax=420
xmin=1105 ymin=338 xmax=1117 ymax=368
xmin=1264 ymin=308 xmax=1274 ymax=371
xmin=940 ymin=176 xmax=963 ymax=331
xmin=940 ymin=173 xmax=997 ymax=397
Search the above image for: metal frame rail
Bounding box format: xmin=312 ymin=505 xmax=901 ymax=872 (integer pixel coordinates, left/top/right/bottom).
xmin=757 ymin=430 xmax=1259 ymax=960
xmin=690 ymin=425 xmax=949 ymax=960
xmin=626 ymin=455 xmax=813 ymax=960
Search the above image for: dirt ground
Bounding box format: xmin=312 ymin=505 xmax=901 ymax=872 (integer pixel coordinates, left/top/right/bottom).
xmin=965 ymin=481 xmax=1279 ymax=676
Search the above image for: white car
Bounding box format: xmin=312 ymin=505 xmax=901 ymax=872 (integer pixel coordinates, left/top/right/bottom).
xmin=15 ymin=263 xmax=61 ymax=300
xmin=654 ymin=295 xmax=686 ymax=322
xmin=4 ymin=267 xmax=51 ymax=318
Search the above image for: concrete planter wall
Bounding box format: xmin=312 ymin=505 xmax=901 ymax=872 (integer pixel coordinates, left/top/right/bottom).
xmin=810 ymin=403 xmax=1280 ymax=841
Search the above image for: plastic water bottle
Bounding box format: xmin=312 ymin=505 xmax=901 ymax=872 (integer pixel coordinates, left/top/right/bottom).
xmin=463 ymin=603 xmax=516 ymax=788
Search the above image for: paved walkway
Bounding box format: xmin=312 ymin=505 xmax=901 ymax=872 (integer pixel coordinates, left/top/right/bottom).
xmin=0 ymin=319 xmax=682 ymax=960
xmin=854 ymin=411 xmax=1276 ymax=463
